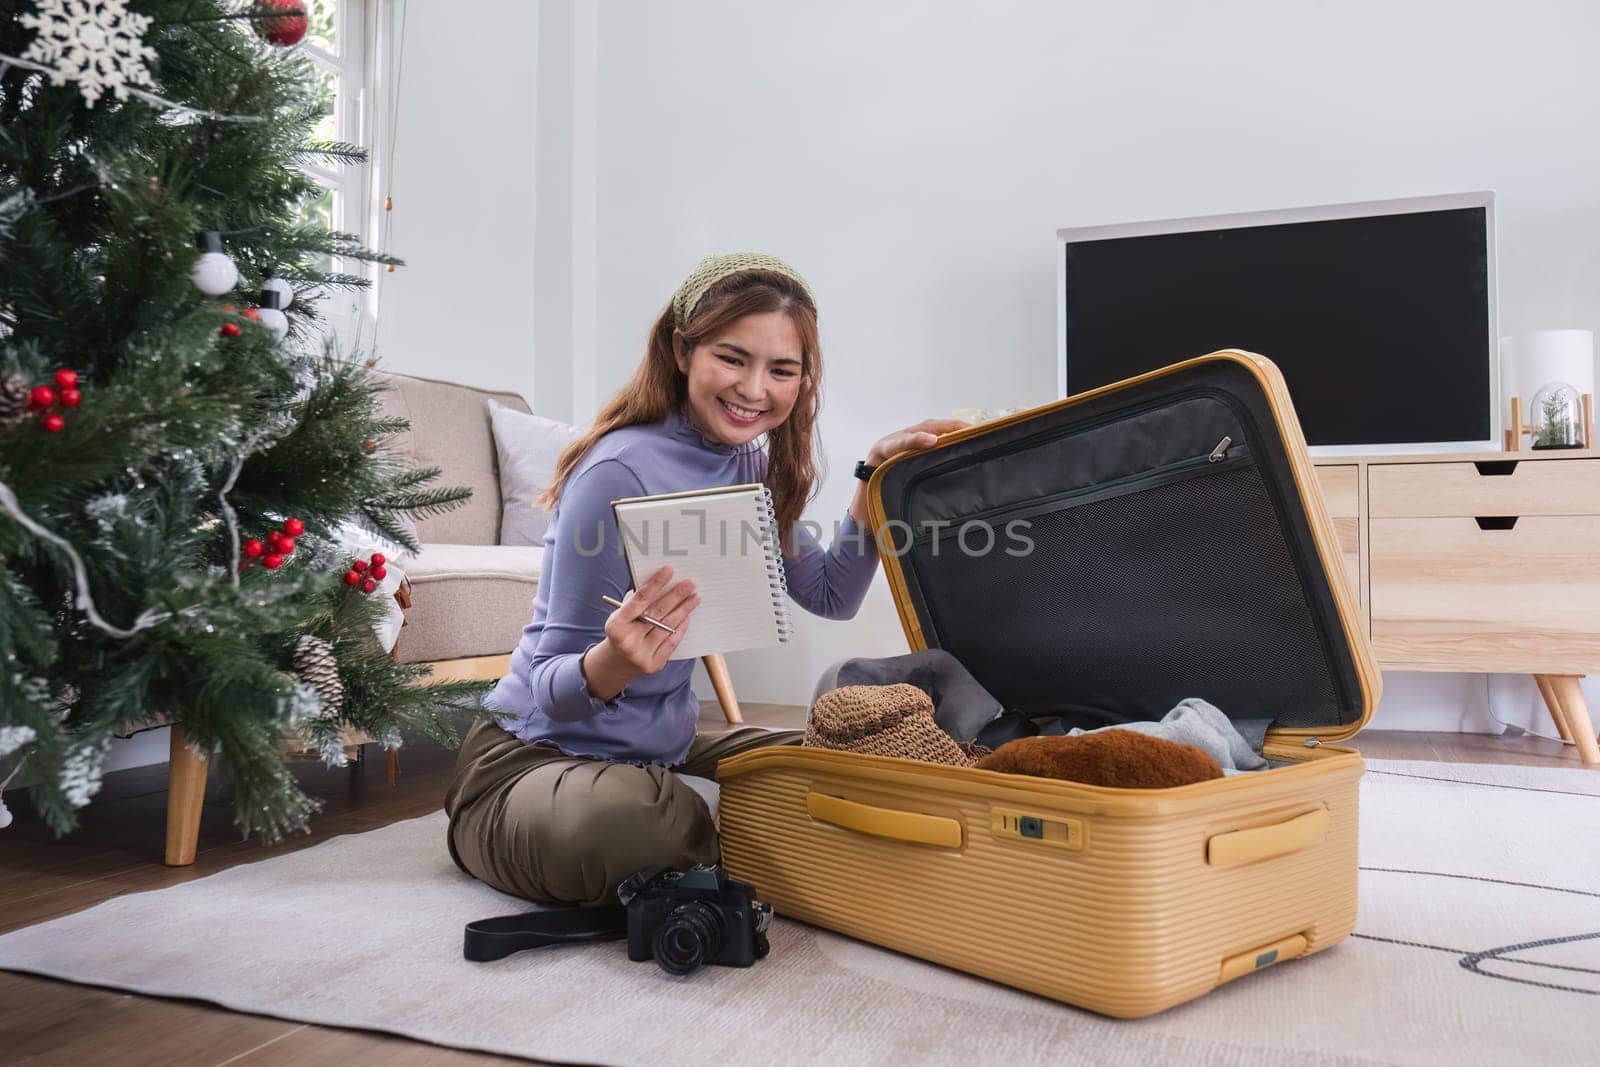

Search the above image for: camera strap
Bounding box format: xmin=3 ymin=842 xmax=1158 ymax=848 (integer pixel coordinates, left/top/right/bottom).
xmin=463 ymin=906 xmax=628 ymax=963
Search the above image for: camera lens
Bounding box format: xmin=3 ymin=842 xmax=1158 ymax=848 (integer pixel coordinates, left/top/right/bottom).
xmin=652 ymin=902 xmax=725 ymax=976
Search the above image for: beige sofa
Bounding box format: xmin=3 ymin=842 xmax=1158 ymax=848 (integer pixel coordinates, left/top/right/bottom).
xmin=160 ymin=371 xmax=742 ymax=865
xmin=377 ymin=371 xmax=546 ymax=673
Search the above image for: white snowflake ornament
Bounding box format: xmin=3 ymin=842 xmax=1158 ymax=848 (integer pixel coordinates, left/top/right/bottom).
xmin=20 ymin=0 xmax=159 ymax=108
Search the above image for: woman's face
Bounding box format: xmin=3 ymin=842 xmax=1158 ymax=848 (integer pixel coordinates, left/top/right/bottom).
xmin=674 ymin=310 xmax=805 ymax=447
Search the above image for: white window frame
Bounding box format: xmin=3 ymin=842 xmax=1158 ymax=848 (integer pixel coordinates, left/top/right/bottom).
xmin=297 ymin=0 xmax=389 ymax=339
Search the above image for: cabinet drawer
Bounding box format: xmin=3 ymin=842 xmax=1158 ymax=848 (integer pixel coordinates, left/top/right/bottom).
xmin=1369 ymin=458 xmax=1600 ymax=518
xmin=1314 ymin=465 xmax=1361 ymax=606
xmin=1370 ymin=516 xmax=1600 ymax=672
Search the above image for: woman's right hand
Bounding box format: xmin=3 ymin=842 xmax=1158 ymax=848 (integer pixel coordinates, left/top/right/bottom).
xmin=582 ymin=566 xmax=701 ymax=699
xmin=605 ymin=565 xmax=700 ymax=673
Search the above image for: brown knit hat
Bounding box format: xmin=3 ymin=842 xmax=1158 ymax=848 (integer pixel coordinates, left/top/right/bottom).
xmin=804 ymin=684 xmax=985 ymax=767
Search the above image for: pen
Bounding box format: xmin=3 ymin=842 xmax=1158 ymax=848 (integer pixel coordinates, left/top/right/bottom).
xmin=600 ymin=594 xmax=677 ymax=635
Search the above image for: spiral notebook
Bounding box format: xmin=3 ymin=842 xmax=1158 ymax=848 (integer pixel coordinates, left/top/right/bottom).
xmin=610 ymin=483 xmax=793 ymax=661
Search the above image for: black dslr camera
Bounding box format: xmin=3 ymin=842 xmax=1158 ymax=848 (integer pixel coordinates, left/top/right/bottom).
xmin=617 ymin=864 xmax=772 ymax=976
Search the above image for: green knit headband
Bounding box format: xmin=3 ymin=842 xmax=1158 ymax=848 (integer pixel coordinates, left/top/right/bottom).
xmin=671 ymin=252 xmax=817 ymax=328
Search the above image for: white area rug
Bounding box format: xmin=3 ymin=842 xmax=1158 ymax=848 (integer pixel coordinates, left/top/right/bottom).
xmin=2 ymin=759 xmax=1596 ymax=1066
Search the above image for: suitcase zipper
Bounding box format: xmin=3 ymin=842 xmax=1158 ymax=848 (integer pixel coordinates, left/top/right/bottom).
xmin=1196 ymin=399 xmax=1353 ymax=717
xmin=904 ymin=390 xmax=1219 ymax=494
xmin=912 ymin=437 xmax=1250 ymax=547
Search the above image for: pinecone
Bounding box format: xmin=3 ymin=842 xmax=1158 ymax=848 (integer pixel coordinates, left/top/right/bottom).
xmin=0 ymin=373 xmax=27 ymax=431
xmin=292 ymin=634 xmax=344 ymax=715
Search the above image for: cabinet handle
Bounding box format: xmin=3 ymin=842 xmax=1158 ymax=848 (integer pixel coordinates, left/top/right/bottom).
xmin=1474 ymin=516 xmax=1520 ymax=531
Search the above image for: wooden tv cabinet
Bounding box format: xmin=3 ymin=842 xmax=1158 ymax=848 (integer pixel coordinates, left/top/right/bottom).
xmin=1311 ymin=447 xmax=1600 ymax=764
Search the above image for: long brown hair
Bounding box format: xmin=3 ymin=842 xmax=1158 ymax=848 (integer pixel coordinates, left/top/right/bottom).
xmin=537 ymin=269 xmax=822 ymax=550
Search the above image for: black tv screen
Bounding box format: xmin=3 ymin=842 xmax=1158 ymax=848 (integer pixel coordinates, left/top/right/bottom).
xmin=1062 ymin=205 xmax=1492 ymax=447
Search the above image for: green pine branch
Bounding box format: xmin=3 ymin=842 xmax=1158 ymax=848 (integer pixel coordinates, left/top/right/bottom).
xmin=292 ymin=141 xmax=368 ymax=166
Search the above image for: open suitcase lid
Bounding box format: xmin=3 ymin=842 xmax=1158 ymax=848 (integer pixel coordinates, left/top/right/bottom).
xmin=865 ymin=351 xmax=1381 ymax=744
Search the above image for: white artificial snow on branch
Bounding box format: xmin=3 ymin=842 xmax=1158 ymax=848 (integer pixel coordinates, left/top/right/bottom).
xmin=0 ymin=479 xmax=173 ymax=638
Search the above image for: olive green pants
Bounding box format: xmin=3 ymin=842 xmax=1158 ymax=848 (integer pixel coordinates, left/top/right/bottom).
xmin=443 ymin=717 xmax=801 ymax=906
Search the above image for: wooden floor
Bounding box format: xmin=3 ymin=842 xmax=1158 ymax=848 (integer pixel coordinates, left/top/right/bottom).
xmin=0 ymin=703 xmax=1587 ymax=1066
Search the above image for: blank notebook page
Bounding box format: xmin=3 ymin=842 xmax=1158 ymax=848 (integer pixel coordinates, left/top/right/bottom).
xmin=610 ymin=484 xmax=793 ymax=661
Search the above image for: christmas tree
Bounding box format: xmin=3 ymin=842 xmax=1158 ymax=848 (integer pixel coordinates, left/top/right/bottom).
xmin=0 ymin=1 xmax=483 ymax=839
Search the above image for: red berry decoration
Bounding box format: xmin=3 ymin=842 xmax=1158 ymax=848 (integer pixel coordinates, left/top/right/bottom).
xmin=54 ymin=369 xmax=78 ymax=390
xmin=28 ymin=386 xmax=55 ymax=411
xmin=263 ymin=554 xmax=285 ymax=569
xmin=59 ymin=388 xmax=81 ymax=407
xmin=277 ymin=537 xmax=297 ymax=555
xmin=243 ymin=539 xmax=264 ymax=558
xmin=255 ymin=0 xmax=309 ymax=47
xmin=42 ymin=413 xmax=65 ymax=433
xmin=360 ymin=577 xmax=377 ymax=593
xmin=370 ymin=564 xmax=387 ymax=580
xmin=283 ymin=517 xmax=305 ymax=537
xmin=351 ymin=559 xmax=368 ymax=573
xmin=370 ymin=552 xmax=386 ymax=566
xmin=242 ymin=307 xmax=261 ymax=322
xmin=220 ymin=322 xmax=241 ymax=337
xmin=343 ymin=570 xmax=361 ymax=586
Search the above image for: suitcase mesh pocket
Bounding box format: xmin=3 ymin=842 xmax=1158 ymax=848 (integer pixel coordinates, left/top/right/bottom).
xmin=911 ymin=460 xmax=1345 ymax=730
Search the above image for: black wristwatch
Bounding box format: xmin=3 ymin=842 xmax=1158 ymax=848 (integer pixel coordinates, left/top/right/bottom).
xmin=853 ymin=459 xmax=877 ymax=482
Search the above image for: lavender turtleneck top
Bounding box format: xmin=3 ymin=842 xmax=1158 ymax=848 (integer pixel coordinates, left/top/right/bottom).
xmin=485 ymin=407 xmax=879 ymax=766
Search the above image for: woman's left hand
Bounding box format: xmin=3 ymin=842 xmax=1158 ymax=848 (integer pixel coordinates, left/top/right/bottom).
xmin=867 ymin=418 xmax=971 ymax=465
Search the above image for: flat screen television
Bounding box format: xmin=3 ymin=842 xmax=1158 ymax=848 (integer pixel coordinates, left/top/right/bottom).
xmin=1056 ymin=192 xmax=1498 ymax=453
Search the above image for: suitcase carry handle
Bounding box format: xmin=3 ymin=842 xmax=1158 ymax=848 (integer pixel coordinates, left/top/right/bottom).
xmin=1206 ymin=807 xmax=1329 ymax=866
xmin=806 ymin=792 xmax=963 ymax=848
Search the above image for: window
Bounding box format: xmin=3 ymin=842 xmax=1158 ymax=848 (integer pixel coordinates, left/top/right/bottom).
xmin=297 ymin=0 xmax=378 ymax=339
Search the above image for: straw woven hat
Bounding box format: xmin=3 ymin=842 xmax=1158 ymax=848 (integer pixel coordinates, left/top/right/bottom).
xmin=803 ymin=684 xmax=982 ymax=767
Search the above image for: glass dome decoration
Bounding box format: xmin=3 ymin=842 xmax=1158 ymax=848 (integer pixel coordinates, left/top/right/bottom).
xmin=1529 ymin=380 xmax=1586 ymax=450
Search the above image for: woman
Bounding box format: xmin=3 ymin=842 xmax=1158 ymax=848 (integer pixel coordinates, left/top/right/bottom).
xmin=444 ymin=252 xmax=964 ymax=906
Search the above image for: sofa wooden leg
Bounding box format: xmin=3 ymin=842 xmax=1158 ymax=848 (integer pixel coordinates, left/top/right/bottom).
xmin=1534 ymin=674 xmax=1573 ymax=742
xmin=702 ymin=653 xmax=743 ymax=725
xmin=164 ymin=727 xmax=209 ymax=866
xmin=1550 ymin=676 xmax=1598 ymax=766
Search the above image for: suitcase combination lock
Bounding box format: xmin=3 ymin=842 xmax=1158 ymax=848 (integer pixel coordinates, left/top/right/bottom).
xmin=992 ymin=808 xmax=1085 ymax=851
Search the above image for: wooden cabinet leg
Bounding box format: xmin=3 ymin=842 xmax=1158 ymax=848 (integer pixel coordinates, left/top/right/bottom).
xmin=164 ymin=727 xmax=209 ymax=866
xmin=1550 ymin=676 xmax=1599 ymax=766
xmin=1534 ymin=674 xmax=1573 ymax=742
xmin=702 ymin=653 xmax=743 ymax=725
xmin=386 ymin=747 xmax=399 ymax=787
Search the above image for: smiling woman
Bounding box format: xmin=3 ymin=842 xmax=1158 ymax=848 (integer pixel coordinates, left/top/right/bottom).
xmin=442 ymin=252 xmax=967 ymax=906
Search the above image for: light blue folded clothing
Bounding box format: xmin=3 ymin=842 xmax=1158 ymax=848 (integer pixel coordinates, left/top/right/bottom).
xmin=1070 ymin=697 xmax=1269 ymax=774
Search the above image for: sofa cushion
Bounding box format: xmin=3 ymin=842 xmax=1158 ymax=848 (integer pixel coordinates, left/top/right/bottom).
xmin=374 ymin=372 xmax=530 ymax=546
xmin=488 ymin=401 xmax=582 ymax=547
xmin=392 ymin=544 xmax=542 ymax=664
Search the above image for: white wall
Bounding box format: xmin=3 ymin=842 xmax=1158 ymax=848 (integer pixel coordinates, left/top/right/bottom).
xmin=372 ymin=0 xmax=539 ymax=402
xmin=540 ymin=0 xmax=1600 ymax=733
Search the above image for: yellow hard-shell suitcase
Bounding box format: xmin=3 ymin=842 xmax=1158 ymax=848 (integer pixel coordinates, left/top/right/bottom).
xmin=717 ymin=350 xmax=1382 ymax=1018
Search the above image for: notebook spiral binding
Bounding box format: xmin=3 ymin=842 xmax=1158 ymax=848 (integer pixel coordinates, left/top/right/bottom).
xmin=757 ymin=486 xmax=795 ymax=642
